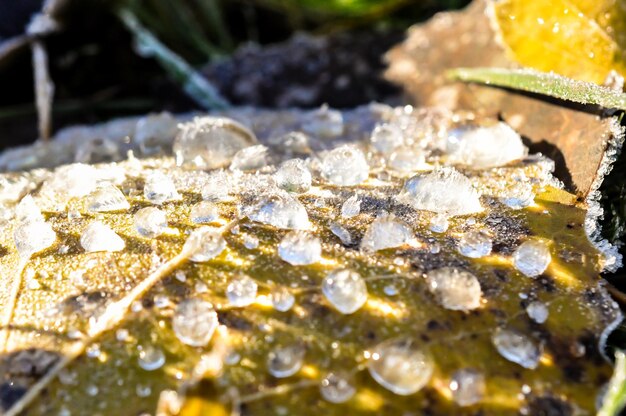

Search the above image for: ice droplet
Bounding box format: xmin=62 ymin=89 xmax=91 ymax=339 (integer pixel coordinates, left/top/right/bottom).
xmin=322 ymin=269 xmax=368 ymax=314
xmin=360 ymin=213 xmax=413 ymax=252
xmin=201 ymin=170 xmax=232 ymax=202
xmin=367 ymin=338 xmax=434 ymax=395
xmin=134 ymin=207 xmax=168 ymax=238
xmin=303 ymin=105 xmax=343 ymax=138
xmin=174 ymin=116 xmax=257 ymax=169
xmin=16 ymin=195 xmax=43 ymax=223
xmin=172 ymin=298 xmax=219 ymax=347
xmin=80 ymin=221 xmax=125 ymax=252
xmin=138 ymin=345 xmax=166 ymax=371
xmin=267 ymin=344 xmax=305 ymax=378
xmin=14 ymin=221 xmax=56 ymax=257
xmin=492 ymin=328 xmax=541 ymax=369
xmin=320 ymin=145 xmax=369 ymax=186
xmin=513 ymin=239 xmax=551 ymax=277
xmin=270 ymin=287 xmax=295 ymax=312
xmin=134 ymin=112 xmax=178 ymax=155
xmin=370 ymin=123 xmax=403 ymax=155
xmin=449 ymin=368 xmax=486 ymax=406
xmin=501 ymin=183 xmax=535 ymax=209
xmin=226 ymin=275 xmax=258 ymax=307
xmin=320 ymin=372 xmax=356 ymax=403
xmin=274 ymin=159 xmax=312 ymax=194
xmin=341 ymin=194 xmax=361 ymax=218
xmin=248 ymin=193 xmax=310 ymax=230
xmin=190 ymin=201 xmax=220 ymax=224
xmin=457 ymin=230 xmax=492 ymax=258
xmin=425 ymin=267 xmax=482 ymax=311
xmin=243 ymin=234 xmax=259 ymax=249
xmin=230 ymin=145 xmax=268 ymax=171
xmin=526 ymin=301 xmax=549 ymax=324
xmin=399 ymin=168 xmax=482 ymax=216
xmin=184 ymin=226 xmax=227 ymax=262
xmin=330 ymin=223 xmax=352 ymax=245
xmin=429 ymin=214 xmax=449 ymax=233
xmin=278 ymin=231 xmax=322 ymax=265
xmin=389 ymin=147 xmax=428 ymax=173
xmin=144 ymin=171 xmax=180 ymax=205
xmin=86 ymin=185 xmax=130 ymax=212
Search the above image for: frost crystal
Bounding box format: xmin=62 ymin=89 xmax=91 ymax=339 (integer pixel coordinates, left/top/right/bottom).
xmin=360 ymin=214 xmax=413 ymax=252
xmin=322 ymin=269 xmax=368 ymax=314
xmin=303 ymin=106 xmax=344 ymax=138
xmin=14 ymin=221 xmax=56 ymax=257
xmin=320 ymin=372 xmax=356 ymax=403
xmin=278 ymin=231 xmax=322 ymax=265
xmin=513 ymin=239 xmax=552 ymax=277
xmin=425 ymin=267 xmax=482 ymax=311
xmin=174 ymin=116 xmax=257 ymax=169
xmin=134 ymin=207 xmax=168 ymax=238
xmin=226 ymin=275 xmax=258 ymax=307
xmin=201 ymin=170 xmax=232 ymax=202
xmin=184 ymin=226 xmax=227 ymax=262
xmin=172 ymin=298 xmax=219 ymax=347
xmin=341 ymin=194 xmax=361 ymax=218
xmin=86 ymin=185 xmax=130 ymax=212
xmin=457 ymin=231 xmax=492 ymax=258
xmin=138 ymin=346 xmax=166 ymax=371
xmin=270 ymin=287 xmax=295 ymax=312
xmin=429 ymin=214 xmax=449 ymax=233
xmin=80 ymin=221 xmax=125 ymax=252
xmin=190 ymin=201 xmax=220 ymax=224
xmin=320 ymin=145 xmax=369 ymax=186
xmin=267 ymin=344 xmax=305 ymax=378
xmin=449 ymin=369 xmax=486 ymax=406
xmin=370 ymin=123 xmax=404 ymax=155
xmin=248 ymin=193 xmax=310 ymax=230
xmin=446 ymin=122 xmax=526 ymax=169
xmin=492 ymin=328 xmax=541 ymax=369
xmin=144 ymin=171 xmax=180 ymax=205
xmin=367 ymin=338 xmax=434 ymax=395
xmin=526 ymin=301 xmax=549 ymax=324
xmin=399 ymin=167 xmax=482 ymax=216
xmin=274 ymin=159 xmax=312 ymax=194
xmin=230 ymin=145 xmax=268 ymax=171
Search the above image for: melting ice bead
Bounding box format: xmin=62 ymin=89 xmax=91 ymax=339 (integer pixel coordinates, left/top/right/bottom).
xmin=267 ymin=344 xmax=305 ymax=378
xmin=370 ymin=123 xmax=403 ymax=155
xmin=500 ymin=183 xmax=535 ymax=209
xmin=449 ymin=368 xmax=486 ymax=406
xmin=389 ymin=147 xmax=428 ymax=173
xmin=134 ymin=112 xmax=178 ymax=155
xmin=526 ymin=301 xmax=549 ymax=324
xmin=322 ymin=269 xmax=368 ymax=314
xmin=274 ymin=159 xmax=312 ymax=194
xmin=80 ymin=221 xmax=125 ymax=252
xmin=270 ymin=287 xmax=295 ymax=312
xmin=492 ymin=328 xmax=541 ymax=369
xmin=513 ymin=239 xmax=551 ymax=277
xmin=278 ymin=231 xmax=322 ymax=265
xmin=248 ymin=193 xmax=310 ymax=230
xmin=172 ymin=298 xmax=219 ymax=347
xmin=320 ymin=372 xmax=356 ymax=403
xmin=457 ymin=231 xmax=492 ymax=258
xmin=86 ymin=185 xmax=130 ymax=212
xmin=138 ymin=346 xmax=166 ymax=371
xmin=320 ymin=145 xmax=369 ymax=186
xmin=367 ymin=338 xmax=434 ymax=395
xmin=144 ymin=171 xmax=180 ymax=205
xmin=446 ymin=122 xmax=526 ymax=169
xmin=230 ymin=145 xmax=268 ymax=171
xmin=243 ymin=234 xmax=259 ymax=249
xmin=226 ymin=275 xmax=258 ymax=307
xmin=425 ymin=267 xmax=481 ymax=311
xmin=303 ymin=106 xmax=344 ymax=138
xmin=190 ymin=201 xmax=220 ymax=224
xmin=341 ymin=194 xmax=361 ymax=218
xmin=14 ymin=221 xmax=56 ymax=257
xmin=399 ymin=168 xmax=482 ymax=216
xmin=134 ymin=207 xmax=168 ymax=238
xmin=360 ymin=214 xmax=413 ymax=252
xmin=174 ymin=116 xmax=257 ymax=169
xmin=184 ymin=226 xmax=227 ymax=262
xmin=16 ymin=195 xmax=44 ymax=223
xmin=330 ymin=222 xmax=352 ymax=245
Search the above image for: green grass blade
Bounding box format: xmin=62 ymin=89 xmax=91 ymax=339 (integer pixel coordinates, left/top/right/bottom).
xmin=598 ymin=350 xmax=626 ymax=416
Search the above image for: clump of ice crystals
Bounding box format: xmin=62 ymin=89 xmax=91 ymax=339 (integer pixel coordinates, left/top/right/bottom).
xmin=457 ymin=230 xmax=492 ymax=258
xmin=367 ymin=338 xmax=434 ymax=395
xmin=184 ymin=226 xmax=227 ymax=262
xmin=320 ymin=372 xmax=356 ymax=403
xmin=144 ymin=171 xmax=180 ymax=205
xmin=137 ymin=345 xmax=166 ymax=371
xmin=492 ymin=328 xmax=541 ymax=369
xmin=360 ymin=213 xmax=413 ymax=252
xmin=399 ymin=168 xmax=482 ymax=216
xmin=202 ymin=170 xmax=233 ymax=202
xmin=86 ymin=185 xmax=130 ymax=212
xmin=303 ymin=105 xmax=344 ymax=138
xmin=80 ymin=221 xmax=125 ymax=252
xmin=513 ymin=239 xmax=552 ymax=277
xmin=320 ymin=145 xmax=369 ymax=186
xmin=389 ymin=147 xmax=428 ymax=173
xmin=270 ymin=287 xmax=295 ymax=312
xmin=174 ymin=116 xmax=257 ymax=169
xmin=230 ymin=145 xmax=268 ymax=171
xmin=247 ymin=193 xmax=310 ymax=230
xmin=134 ymin=207 xmax=168 ymax=238
xmin=40 ymin=164 xmax=99 ymax=208
xmin=274 ymin=159 xmax=312 ymax=193
xmin=226 ymin=275 xmax=258 ymax=307
xmin=278 ymin=231 xmax=322 ymax=265
xmin=341 ymin=194 xmax=361 ymax=218
xmin=446 ymin=122 xmax=526 ymax=169
xmin=449 ymin=368 xmax=486 ymax=406
xmin=133 ymin=112 xmax=178 ymax=155
xmin=526 ymin=301 xmax=549 ymax=324
xmin=13 ymin=195 xmax=56 ymax=257
xmin=425 ymin=267 xmax=482 ymax=311
xmin=172 ymin=298 xmax=218 ymax=347
xmin=322 ymin=269 xmax=368 ymax=314
xmin=370 ymin=123 xmax=404 ymax=154
xmin=190 ymin=201 xmax=220 ymax=224
xmin=267 ymin=344 xmax=305 ymax=378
